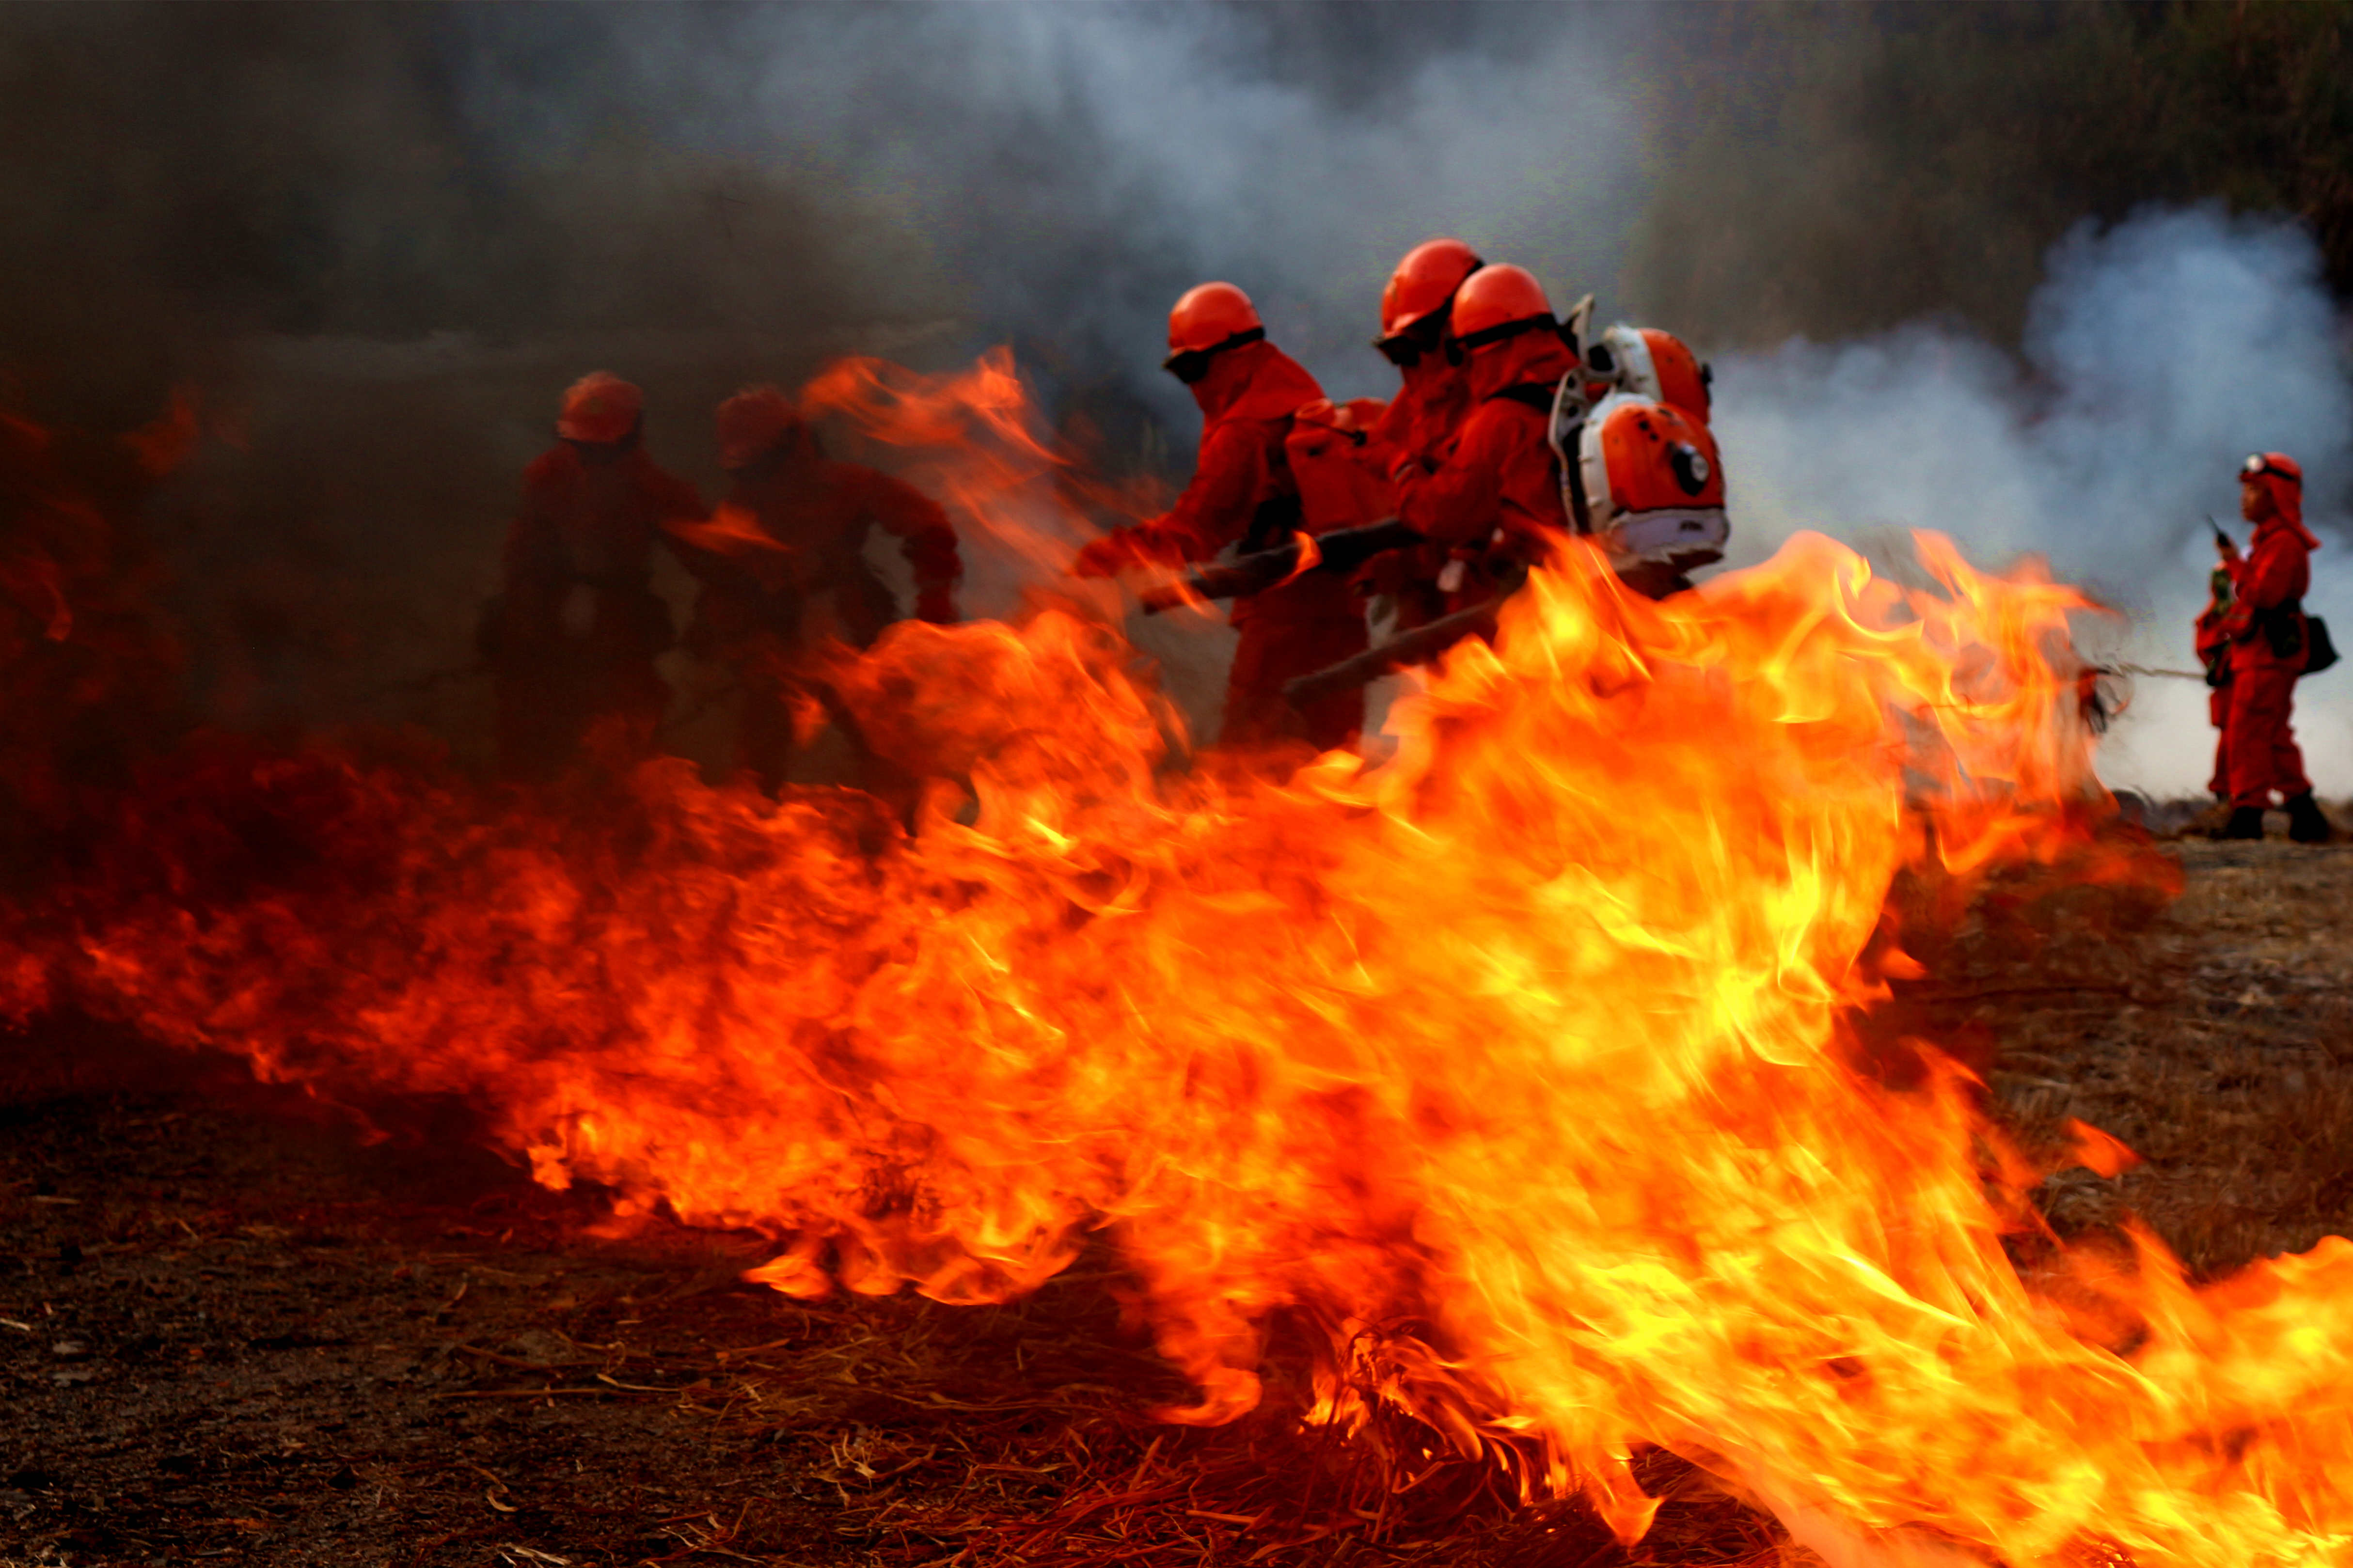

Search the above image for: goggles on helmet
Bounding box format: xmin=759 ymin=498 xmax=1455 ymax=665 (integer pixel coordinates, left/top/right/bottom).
xmin=2242 ymin=453 xmax=2300 ymax=484
xmin=1163 ymin=327 xmax=1265 ymax=385
xmin=1373 ymin=313 xmax=1448 ymax=369
xmin=1443 ymin=312 xmax=1556 ymax=368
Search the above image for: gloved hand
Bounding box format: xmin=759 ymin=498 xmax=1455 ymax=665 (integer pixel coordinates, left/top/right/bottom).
xmin=1071 ymin=533 xmax=1138 ymax=579
xmin=916 ymin=586 xmax=958 ymax=625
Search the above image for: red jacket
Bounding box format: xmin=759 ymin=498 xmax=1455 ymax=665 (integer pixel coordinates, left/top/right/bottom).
xmin=500 ymin=442 xmax=704 ymax=655
xmin=1369 ymin=358 xmax=1472 ymax=474
xmin=1395 ymin=330 xmax=1578 ymax=549
xmin=675 ymin=457 xmax=960 ymax=621
xmin=1113 ymin=340 xmax=1324 ymax=565
xmin=2222 ymin=506 xmax=2319 ymax=672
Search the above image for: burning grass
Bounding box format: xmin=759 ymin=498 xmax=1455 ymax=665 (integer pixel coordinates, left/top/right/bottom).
xmin=7 ymin=359 xmax=2348 ymax=1565
xmin=0 ymin=1051 xmax=1775 ymax=1568
xmin=6 ymin=835 xmax=2349 ymax=1566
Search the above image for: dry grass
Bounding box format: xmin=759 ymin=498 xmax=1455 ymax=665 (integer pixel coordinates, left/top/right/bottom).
xmin=1974 ymin=838 xmax=2353 ymax=1276
xmin=9 ymin=833 xmax=2353 ymax=1565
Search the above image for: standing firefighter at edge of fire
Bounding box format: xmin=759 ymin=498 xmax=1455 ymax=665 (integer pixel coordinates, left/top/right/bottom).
xmin=2218 ymin=451 xmax=2332 ymax=843
xmin=1071 ymin=282 xmax=1368 ymax=753
xmin=481 ymin=373 xmax=705 ymax=784
xmin=670 ymin=385 xmax=962 ymax=794
xmin=2195 ymin=520 xmax=2241 ymax=804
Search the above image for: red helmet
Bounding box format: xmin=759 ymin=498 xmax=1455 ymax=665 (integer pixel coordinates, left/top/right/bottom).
xmin=1379 ymin=237 xmax=1483 ymax=345
xmin=1163 ymin=282 xmax=1266 ymax=382
xmin=1166 ymin=282 xmax=1262 ymax=355
xmin=715 ymin=385 xmax=807 ymax=469
xmin=556 ymin=372 xmax=643 ymax=444
xmin=2242 ymin=451 xmax=2303 ymax=486
xmin=1448 ymin=265 xmax=1555 ymax=353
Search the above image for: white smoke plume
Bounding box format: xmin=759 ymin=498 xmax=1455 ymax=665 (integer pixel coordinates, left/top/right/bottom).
xmin=1712 ymin=206 xmax=2353 ymax=800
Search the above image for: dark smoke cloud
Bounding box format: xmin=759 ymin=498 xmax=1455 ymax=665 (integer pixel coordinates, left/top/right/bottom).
xmin=0 ymin=1 xmax=1655 ymax=756
xmin=2 ymin=2 xmax=2345 ymax=787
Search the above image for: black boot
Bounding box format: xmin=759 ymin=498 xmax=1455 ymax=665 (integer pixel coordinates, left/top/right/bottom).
xmin=2223 ymin=805 xmax=2268 ymax=840
xmin=2286 ymin=791 xmax=2333 ymax=844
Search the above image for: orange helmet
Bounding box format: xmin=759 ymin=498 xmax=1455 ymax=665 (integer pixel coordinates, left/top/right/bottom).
xmin=715 ymin=385 xmax=807 ymax=470
xmin=1446 ymin=265 xmax=1555 ymax=360
xmin=1166 ymin=282 xmax=1261 ymax=351
xmin=1163 ymin=282 xmax=1266 ymax=383
xmin=556 ymin=372 xmax=643 ymax=444
xmin=1376 ymin=238 xmax=1483 ymax=364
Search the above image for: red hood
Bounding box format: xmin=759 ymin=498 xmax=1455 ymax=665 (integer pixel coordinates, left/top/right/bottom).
xmin=1467 ymin=328 xmax=1578 ymax=405
xmin=1192 ymin=339 xmax=1325 ymax=427
xmin=2257 ymin=474 xmax=2320 ymax=550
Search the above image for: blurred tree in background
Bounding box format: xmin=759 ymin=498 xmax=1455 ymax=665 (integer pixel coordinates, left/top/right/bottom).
xmin=1630 ymin=0 xmax=2353 ymax=346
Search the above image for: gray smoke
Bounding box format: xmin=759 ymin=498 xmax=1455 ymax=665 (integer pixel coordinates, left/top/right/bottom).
xmin=0 ymin=3 xmax=1651 ymax=759
xmin=11 ymin=7 xmax=2350 ymax=792
xmin=1712 ymin=206 xmax=2353 ymax=800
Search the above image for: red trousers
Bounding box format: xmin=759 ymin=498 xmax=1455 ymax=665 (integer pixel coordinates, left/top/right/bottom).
xmin=1223 ymin=613 xmax=1369 ymax=753
xmin=2224 ymin=660 xmax=2309 ymax=807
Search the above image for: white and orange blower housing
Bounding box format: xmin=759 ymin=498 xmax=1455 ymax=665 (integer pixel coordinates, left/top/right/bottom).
xmin=1549 ymin=323 xmax=1727 ymax=576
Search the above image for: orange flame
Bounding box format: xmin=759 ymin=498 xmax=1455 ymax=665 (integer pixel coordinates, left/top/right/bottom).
xmin=18 ymin=354 xmax=2353 ymax=1568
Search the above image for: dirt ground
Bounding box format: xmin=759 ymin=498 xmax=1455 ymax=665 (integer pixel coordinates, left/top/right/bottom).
xmin=4 ymin=834 xmax=2349 ymax=1568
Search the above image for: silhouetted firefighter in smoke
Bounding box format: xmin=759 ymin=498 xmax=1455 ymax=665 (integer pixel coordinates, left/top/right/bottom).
xmin=672 ymin=386 xmax=961 ymax=793
xmin=481 ymin=373 xmax=704 ymax=783
xmin=2218 ymin=452 xmax=2332 ymax=842
xmin=1072 ymin=282 xmax=1368 ymax=752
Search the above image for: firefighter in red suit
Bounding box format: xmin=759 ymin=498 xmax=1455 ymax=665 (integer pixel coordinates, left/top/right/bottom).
xmin=2194 ymin=531 xmax=2240 ymax=801
xmin=1389 ymin=265 xmax=1582 ymax=596
xmin=1361 ymin=237 xmax=1483 ymax=627
xmin=486 ymin=373 xmax=704 ymax=782
xmin=671 ymin=386 xmax=962 ymax=792
xmin=1072 ymin=282 xmax=1366 ymax=752
xmin=2219 ymin=451 xmax=2330 ymax=842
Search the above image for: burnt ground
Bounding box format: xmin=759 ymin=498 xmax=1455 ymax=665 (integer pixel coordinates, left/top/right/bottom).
xmin=5 ymin=835 xmax=2352 ymax=1568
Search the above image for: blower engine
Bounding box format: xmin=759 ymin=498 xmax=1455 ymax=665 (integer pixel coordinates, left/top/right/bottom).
xmin=1549 ymin=323 xmax=1728 ymax=582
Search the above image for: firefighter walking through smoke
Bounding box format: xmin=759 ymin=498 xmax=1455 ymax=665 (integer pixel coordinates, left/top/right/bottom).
xmin=2219 ymin=451 xmax=2330 ymax=842
xmin=1072 ymin=282 xmax=1367 ymax=752
xmin=483 ymin=373 xmax=704 ymax=783
xmin=672 ymin=385 xmax=963 ymax=794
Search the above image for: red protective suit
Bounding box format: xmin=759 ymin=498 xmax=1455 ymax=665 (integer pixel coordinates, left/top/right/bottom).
xmin=2193 ymin=579 xmax=2232 ymax=798
xmin=672 ymin=452 xmax=961 ymax=791
xmin=1090 ymin=340 xmax=1367 ymax=752
xmin=1394 ymin=329 xmax=1579 ymax=597
xmin=1365 ymin=356 xmax=1472 ymax=627
xmin=2219 ymin=497 xmax=2319 ymax=808
xmin=489 ymin=440 xmax=704 ymax=782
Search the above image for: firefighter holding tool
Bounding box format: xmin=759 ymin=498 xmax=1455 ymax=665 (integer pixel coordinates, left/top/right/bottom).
xmin=483 ymin=373 xmax=704 ymax=782
xmin=670 ymin=385 xmax=962 ymax=794
xmin=2195 ymin=521 xmax=2239 ymax=804
xmin=1073 ymin=282 xmax=1368 ymax=752
xmin=2218 ymin=452 xmax=2331 ymax=843
xmin=1388 ymin=265 xmax=1583 ymax=597
xmin=1360 ymin=238 xmax=1484 ymax=628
